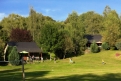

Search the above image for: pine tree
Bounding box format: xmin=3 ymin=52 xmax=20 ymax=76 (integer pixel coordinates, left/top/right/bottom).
xmin=8 ymin=46 xmax=20 ymax=66
xmin=90 ymin=41 xmax=99 ymax=53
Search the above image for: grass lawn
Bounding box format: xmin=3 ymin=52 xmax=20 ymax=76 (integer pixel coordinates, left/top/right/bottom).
xmin=0 ymin=50 xmax=121 ymax=81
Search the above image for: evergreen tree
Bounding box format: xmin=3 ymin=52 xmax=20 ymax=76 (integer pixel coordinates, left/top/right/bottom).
xmin=90 ymin=41 xmax=99 ymax=53
xmin=8 ymin=46 xmax=20 ymax=66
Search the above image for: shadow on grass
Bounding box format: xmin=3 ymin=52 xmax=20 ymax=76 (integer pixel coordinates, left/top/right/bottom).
xmin=1 ymin=68 xmax=121 ymax=81
xmin=26 ymin=73 xmax=121 ymax=81
xmin=0 ymin=61 xmax=9 ymax=66
xmin=0 ymin=68 xmax=50 ymax=81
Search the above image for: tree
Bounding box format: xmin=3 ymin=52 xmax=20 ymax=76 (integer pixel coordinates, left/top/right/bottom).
xmin=103 ymin=5 xmax=111 ymax=17
xmin=90 ymin=41 xmax=99 ymax=53
xmin=29 ymin=6 xmax=37 ymax=41
xmin=65 ymin=11 xmax=87 ymax=55
xmin=0 ymin=39 xmax=5 ymax=61
xmin=115 ymin=39 xmax=121 ymax=50
xmin=101 ymin=10 xmax=121 ymax=47
xmin=101 ymin=42 xmax=110 ymax=50
xmin=10 ymin=28 xmax=33 ymax=42
xmin=8 ymin=46 xmax=20 ymax=66
xmin=79 ymin=11 xmax=103 ymax=34
xmin=59 ymin=30 xmax=74 ymax=59
xmin=40 ymin=22 xmax=60 ymax=52
xmin=0 ymin=14 xmax=28 ymax=42
xmin=0 ymin=14 xmax=26 ymax=32
xmin=0 ymin=38 xmax=5 ymax=65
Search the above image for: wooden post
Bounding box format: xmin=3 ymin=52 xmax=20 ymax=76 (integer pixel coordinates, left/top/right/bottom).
xmin=22 ymin=56 xmax=25 ymax=81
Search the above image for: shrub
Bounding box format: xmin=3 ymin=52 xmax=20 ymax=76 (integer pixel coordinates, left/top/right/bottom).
xmin=90 ymin=41 xmax=99 ymax=53
xmin=115 ymin=42 xmax=121 ymax=50
xmin=0 ymin=39 xmax=5 ymax=61
xmin=101 ymin=42 xmax=110 ymax=50
xmin=8 ymin=46 xmax=20 ymax=66
xmin=48 ymin=52 xmax=56 ymax=60
xmin=110 ymin=46 xmax=117 ymax=50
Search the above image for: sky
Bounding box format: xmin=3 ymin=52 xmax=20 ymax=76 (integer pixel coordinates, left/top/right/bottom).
xmin=0 ymin=0 xmax=121 ymax=21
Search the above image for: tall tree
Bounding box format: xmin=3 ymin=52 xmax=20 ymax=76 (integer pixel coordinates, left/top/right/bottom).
xmin=103 ymin=5 xmax=111 ymax=17
xmin=59 ymin=29 xmax=74 ymax=58
xmin=40 ymin=22 xmax=59 ymax=52
xmin=29 ymin=6 xmax=37 ymax=41
xmin=65 ymin=11 xmax=87 ymax=55
xmin=79 ymin=11 xmax=103 ymax=34
xmin=102 ymin=9 xmax=121 ymax=47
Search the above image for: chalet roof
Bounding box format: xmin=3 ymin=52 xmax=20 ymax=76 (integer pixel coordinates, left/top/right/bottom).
xmin=85 ymin=35 xmax=102 ymax=43
xmin=7 ymin=42 xmax=41 ymax=53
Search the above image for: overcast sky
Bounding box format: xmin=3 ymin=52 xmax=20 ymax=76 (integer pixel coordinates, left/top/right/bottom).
xmin=0 ymin=0 xmax=121 ymax=21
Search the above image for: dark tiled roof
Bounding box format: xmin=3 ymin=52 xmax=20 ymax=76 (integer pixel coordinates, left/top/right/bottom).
xmin=85 ymin=35 xmax=102 ymax=43
xmin=7 ymin=42 xmax=41 ymax=53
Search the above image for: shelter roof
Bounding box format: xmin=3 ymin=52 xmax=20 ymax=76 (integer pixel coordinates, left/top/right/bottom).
xmin=7 ymin=42 xmax=41 ymax=53
xmin=85 ymin=35 xmax=102 ymax=43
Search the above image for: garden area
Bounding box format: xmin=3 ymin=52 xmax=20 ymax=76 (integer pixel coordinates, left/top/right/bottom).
xmin=0 ymin=50 xmax=121 ymax=81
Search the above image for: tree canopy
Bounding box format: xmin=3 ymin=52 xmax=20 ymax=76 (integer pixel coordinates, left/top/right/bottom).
xmin=1 ymin=5 xmax=121 ymax=59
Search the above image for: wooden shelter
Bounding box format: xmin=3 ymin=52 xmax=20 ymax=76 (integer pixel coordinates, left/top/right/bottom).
xmin=4 ymin=42 xmax=41 ymax=61
xmin=85 ymin=35 xmax=102 ymax=47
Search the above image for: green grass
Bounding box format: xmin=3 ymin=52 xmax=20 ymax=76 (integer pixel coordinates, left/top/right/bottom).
xmin=1 ymin=50 xmax=121 ymax=81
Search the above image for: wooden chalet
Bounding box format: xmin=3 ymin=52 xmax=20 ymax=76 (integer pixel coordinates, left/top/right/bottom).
xmin=4 ymin=42 xmax=41 ymax=61
xmin=85 ymin=35 xmax=102 ymax=47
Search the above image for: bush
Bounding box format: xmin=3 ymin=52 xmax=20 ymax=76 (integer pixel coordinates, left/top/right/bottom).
xmin=101 ymin=42 xmax=110 ymax=50
xmin=90 ymin=41 xmax=99 ymax=53
xmin=110 ymin=46 xmax=117 ymax=50
xmin=115 ymin=42 xmax=121 ymax=50
xmin=8 ymin=46 xmax=20 ymax=66
xmin=48 ymin=52 xmax=56 ymax=60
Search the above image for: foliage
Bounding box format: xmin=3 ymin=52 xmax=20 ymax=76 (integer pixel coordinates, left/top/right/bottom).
xmin=90 ymin=41 xmax=99 ymax=53
xmin=5 ymin=46 xmax=13 ymax=61
xmin=29 ymin=7 xmax=55 ymax=43
xmin=79 ymin=11 xmax=103 ymax=34
xmin=48 ymin=52 xmax=56 ymax=60
xmin=65 ymin=11 xmax=87 ymax=55
xmin=101 ymin=7 xmax=121 ymax=47
xmin=10 ymin=28 xmax=33 ymax=42
xmin=110 ymin=46 xmax=117 ymax=50
xmin=101 ymin=42 xmax=110 ymax=50
xmin=0 ymin=14 xmax=26 ymax=38
xmin=1 ymin=6 xmax=121 ymax=58
xmin=103 ymin=6 xmax=111 ymax=17
xmin=0 ymin=39 xmax=5 ymax=61
xmin=59 ymin=30 xmax=74 ymax=58
xmin=115 ymin=42 xmax=121 ymax=50
xmin=8 ymin=46 xmax=20 ymax=66
xmin=40 ymin=22 xmax=60 ymax=52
